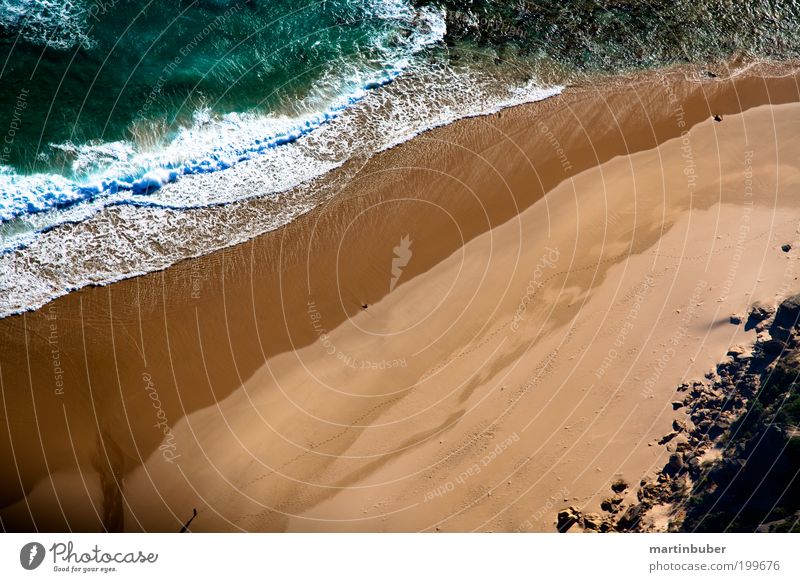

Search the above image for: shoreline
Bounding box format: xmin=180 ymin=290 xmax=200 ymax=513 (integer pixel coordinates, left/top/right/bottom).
xmin=3 ymin=61 xmax=799 ymax=319
xmin=563 ymin=294 xmax=800 ymax=533
xmin=0 ymin=60 xmax=564 ymax=319
xmin=2 ymin=65 xmax=800 ymax=531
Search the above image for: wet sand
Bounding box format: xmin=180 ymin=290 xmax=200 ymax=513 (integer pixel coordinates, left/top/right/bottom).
xmin=1 ymin=67 xmax=800 ymax=532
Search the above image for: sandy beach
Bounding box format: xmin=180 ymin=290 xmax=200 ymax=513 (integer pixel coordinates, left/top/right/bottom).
xmin=2 ymin=67 xmax=800 ymax=532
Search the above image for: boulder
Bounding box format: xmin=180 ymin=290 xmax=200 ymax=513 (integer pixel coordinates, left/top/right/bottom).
xmin=638 ymin=482 xmax=662 ymax=502
xmin=687 ymin=456 xmax=701 ymax=477
xmin=611 ymin=478 xmax=628 ymax=493
xmin=601 ymin=496 xmax=624 ymax=513
xmin=557 ymin=506 xmax=581 ymax=533
xmin=582 ymin=513 xmax=603 ymax=531
xmin=616 ymin=505 xmax=646 ymax=531
xmin=708 ymin=420 xmax=729 ymax=439
xmin=670 ymin=475 xmax=689 ymax=494
xmin=770 ymin=294 xmax=800 ymax=341
xmin=665 ymin=453 xmax=685 ymax=476
xmin=659 ymin=431 xmax=678 ymax=445
xmin=760 ymin=338 xmax=786 ymax=356
xmin=673 ymin=419 xmax=693 ymax=433
xmin=727 ymin=345 xmax=751 ymax=360
xmin=673 ymin=434 xmax=691 ymax=451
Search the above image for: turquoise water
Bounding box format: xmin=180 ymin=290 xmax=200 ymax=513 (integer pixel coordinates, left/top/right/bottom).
xmin=2 ymin=0 xmax=800 ymax=316
xmin=3 ymin=0 xmax=800 ymax=227
xmin=0 ymin=0 xmax=427 ymax=175
xmin=0 ymin=0 xmax=443 ymax=224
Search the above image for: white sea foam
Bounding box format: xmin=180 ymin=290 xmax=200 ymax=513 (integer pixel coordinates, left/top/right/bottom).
xmin=0 ymin=0 xmax=563 ymax=318
xmin=0 ymin=54 xmax=564 ymax=318
xmin=0 ymin=2 xmax=447 ymax=239
xmin=0 ymin=0 xmax=93 ymax=49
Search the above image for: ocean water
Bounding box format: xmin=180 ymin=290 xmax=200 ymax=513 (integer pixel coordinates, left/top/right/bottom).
xmin=416 ymin=0 xmax=800 ymax=70
xmin=0 ymin=0 xmax=445 ymax=224
xmin=2 ymin=0 xmax=800 ymax=316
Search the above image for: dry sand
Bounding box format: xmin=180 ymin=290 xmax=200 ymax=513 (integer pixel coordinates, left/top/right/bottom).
xmin=1 ymin=67 xmax=800 ymax=532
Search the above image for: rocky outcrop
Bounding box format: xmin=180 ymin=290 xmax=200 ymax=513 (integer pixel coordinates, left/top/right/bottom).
xmin=746 ymin=301 xmax=775 ymax=330
xmin=556 ymin=293 xmax=800 ymax=533
xmin=770 ymin=295 xmax=800 ymax=341
xmin=557 ymin=506 xmax=581 ymax=533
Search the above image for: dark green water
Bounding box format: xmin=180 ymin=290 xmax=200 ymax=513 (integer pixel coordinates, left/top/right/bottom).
xmin=415 ymin=0 xmax=800 ymax=72
xmin=3 ymin=0 xmax=800 ymax=316
xmin=0 ymin=0 xmax=419 ymax=174
xmin=3 ymin=1 xmax=800 ymax=180
xmin=4 ymin=0 xmax=800 ymax=176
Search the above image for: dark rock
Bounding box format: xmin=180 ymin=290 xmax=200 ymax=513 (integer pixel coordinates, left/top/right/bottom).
xmin=674 ymin=435 xmax=691 ymax=452
xmin=782 ymin=243 xmax=792 ymax=253
xmin=670 ymin=475 xmax=688 ymax=494
xmin=708 ymin=420 xmax=730 ymax=439
xmin=760 ymin=338 xmax=786 ymax=355
xmin=557 ymin=506 xmax=581 ymax=533
xmin=665 ymin=453 xmax=685 ymax=476
xmin=713 ymin=114 xmax=723 ymax=122
xmin=770 ymin=294 xmax=800 ymax=341
xmin=729 ymin=313 xmax=743 ymax=325
xmin=687 ymin=456 xmax=701 ymax=477
xmin=582 ymin=513 xmax=602 ymax=530
xmin=601 ymin=496 xmax=624 ymax=513
xmin=708 ymin=386 xmax=725 ymax=398
xmin=659 ymin=431 xmax=678 ymax=445
xmin=639 ymin=482 xmax=663 ymax=502
xmin=718 ymin=399 xmax=735 ymax=413
xmin=747 ymin=301 xmax=775 ymax=327
xmin=611 ymin=478 xmax=628 ymax=493
xmin=673 ymin=419 xmax=693 ymax=433
xmin=599 ymin=519 xmax=615 ymax=533
xmin=617 ymin=505 xmax=646 ymax=531
xmin=672 ymin=400 xmax=684 ymax=410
